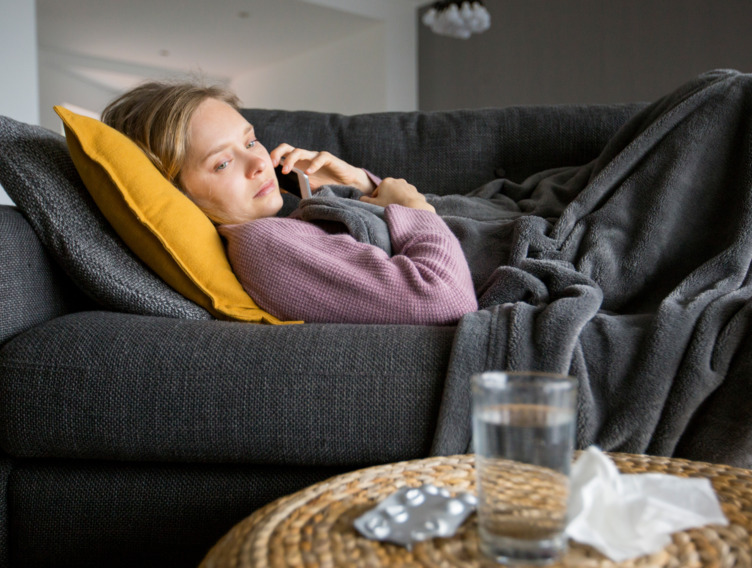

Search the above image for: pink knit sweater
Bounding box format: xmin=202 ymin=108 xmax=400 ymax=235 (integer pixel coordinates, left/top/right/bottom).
xmin=218 ymin=204 xmax=478 ymax=324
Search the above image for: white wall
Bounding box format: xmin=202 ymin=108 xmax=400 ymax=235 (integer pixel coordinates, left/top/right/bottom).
xmin=37 ymin=22 xmax=391 ymax=126
xmin=232 ymin=24 xmax=386 ymax=113
xmin=34 ymin=2 xmax=419 ymax=125
xmin=2 ymin=1 xmax=420 ymax=206
xmin=38 ymin=52 xmax=121 ymax=133
xmin=0 ymin=0 xmax=40 ymax=205
xmin=300 ymin=0 xmax=422 ymax=111
xmin=36 ymin=50 xmax=203 ymax=133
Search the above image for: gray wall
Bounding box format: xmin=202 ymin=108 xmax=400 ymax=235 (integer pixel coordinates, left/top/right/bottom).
xmin=419 ymin=0 xmax=752 ymax=110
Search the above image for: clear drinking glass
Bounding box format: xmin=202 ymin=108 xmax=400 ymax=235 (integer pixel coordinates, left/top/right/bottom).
xmin=472 ymin=371 xmax=577 ymax=565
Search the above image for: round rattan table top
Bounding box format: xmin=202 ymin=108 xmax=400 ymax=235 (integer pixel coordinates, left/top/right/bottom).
xmin=200 ymin=453 xmax=752 ymax=567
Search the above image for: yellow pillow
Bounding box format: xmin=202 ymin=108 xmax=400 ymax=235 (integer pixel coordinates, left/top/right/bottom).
xmin=54 ymin=106 xmax=300 ymax=324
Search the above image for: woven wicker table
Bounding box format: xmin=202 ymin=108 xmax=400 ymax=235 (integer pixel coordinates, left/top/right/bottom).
xmin=200 ymin=453 xmax=752 ymax=567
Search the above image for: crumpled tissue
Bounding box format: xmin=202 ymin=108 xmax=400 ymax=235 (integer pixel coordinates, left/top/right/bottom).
xmin=566 ymin=446 xmax=729 ymax=561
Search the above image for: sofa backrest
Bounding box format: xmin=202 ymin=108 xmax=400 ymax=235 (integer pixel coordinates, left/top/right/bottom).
xmin=0 ymin=103 xmax=646 ymax=338
xmin=242 ymin=103 xmax=647 ymax=196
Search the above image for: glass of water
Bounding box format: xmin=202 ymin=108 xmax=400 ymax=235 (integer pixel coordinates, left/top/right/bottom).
xmin=472 ymin=371 xmax=577 ymax=565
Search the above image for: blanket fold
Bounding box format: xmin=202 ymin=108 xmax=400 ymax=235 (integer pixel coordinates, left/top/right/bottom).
xmin=281 ymin=71 xmax=752 ymax=468
xmin=293 ymin=186 xmax=392 ymax=254
xmin=430 ymin=69 xmax=752 ymax=468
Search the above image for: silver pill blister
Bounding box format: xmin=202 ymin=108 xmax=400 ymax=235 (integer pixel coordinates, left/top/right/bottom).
xmin=353 ymin=484 xmax=477 ymax=548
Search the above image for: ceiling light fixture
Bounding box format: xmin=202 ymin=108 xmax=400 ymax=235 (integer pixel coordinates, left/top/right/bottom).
xmin=422 ymin=1 xmax=491 ymax=39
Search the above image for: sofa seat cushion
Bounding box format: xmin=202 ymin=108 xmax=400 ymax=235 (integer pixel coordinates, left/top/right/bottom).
xmin=0 ymin=311 xmax=455 ymax=466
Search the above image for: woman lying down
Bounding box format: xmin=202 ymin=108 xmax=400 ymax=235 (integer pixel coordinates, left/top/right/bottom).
xmin=102 ymin=82 xmax=479 ymax=325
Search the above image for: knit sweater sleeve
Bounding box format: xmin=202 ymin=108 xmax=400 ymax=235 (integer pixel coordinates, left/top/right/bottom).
xmin=218 ymin=205 xmax=478 ymax=324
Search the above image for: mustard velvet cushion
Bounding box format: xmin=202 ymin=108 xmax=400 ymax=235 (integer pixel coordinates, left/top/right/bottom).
xmin=54 ymin=106 xmax=296 ymax=324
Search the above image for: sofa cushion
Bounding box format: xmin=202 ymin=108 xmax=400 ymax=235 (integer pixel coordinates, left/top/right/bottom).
xmin=0 ymin=115 xmax=212 ymax=320
xmin=0 ymin=206 xmax=90 ymax=346
xmin=54 ymin=107 xmax=291 ymax=324
xmin=0 ymin=311 xmax=454 ymax=466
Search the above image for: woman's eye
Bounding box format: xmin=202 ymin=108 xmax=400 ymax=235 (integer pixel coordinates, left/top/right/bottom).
xmin=246 ymin=139 xmax=257 ymax=149
xmin=216 ymin=161 xmax=229 ymax=171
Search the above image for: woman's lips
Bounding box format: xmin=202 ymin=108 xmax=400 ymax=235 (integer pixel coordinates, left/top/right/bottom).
xmin=254 ymin=179 xmax=276 ymax=199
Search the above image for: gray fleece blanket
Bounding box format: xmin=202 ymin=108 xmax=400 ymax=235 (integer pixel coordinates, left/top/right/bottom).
xmin=298 ymin=70 xmax=752 ymax=468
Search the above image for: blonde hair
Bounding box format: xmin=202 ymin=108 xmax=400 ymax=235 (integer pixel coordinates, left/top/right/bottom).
xmin=101 ymin=81 xmax=240 ymax=187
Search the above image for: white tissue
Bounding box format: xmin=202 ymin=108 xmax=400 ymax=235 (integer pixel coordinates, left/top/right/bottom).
xmin=565 ymin=446 xmax=728 ymax=562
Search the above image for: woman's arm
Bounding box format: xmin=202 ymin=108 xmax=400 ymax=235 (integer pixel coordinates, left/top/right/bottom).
xmin=219 ymin=204 xmax=478 ymax=325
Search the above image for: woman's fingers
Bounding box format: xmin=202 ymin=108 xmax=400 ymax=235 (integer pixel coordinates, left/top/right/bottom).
xmin=281 ymin=149 xmax=314 ymax=174
xmin=270 ymin=146 xmax=367 ymax=190
xmin=270 ymin=143 xmax=295 ymax=167
xmin=305 ymin=151 xmax=334 ymax=175
xmin=358 ymin=177 xmax=433 ymax=211
xmin=271 ymin=144 xmax=317 ymax=173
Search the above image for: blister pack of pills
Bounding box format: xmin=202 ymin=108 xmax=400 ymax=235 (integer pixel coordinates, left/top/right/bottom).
xmin=353 ymin=484 xmax=477 ymax=549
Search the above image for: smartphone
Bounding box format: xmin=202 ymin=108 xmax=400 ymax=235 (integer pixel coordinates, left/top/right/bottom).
xmin=279 ymin=156 xmax=312 ymax=199
xmin=290 ymin=167 xmax=312 ymax=199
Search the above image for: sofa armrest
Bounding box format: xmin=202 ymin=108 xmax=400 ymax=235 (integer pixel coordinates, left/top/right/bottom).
xmin=0 ymin=205 xmax=90 ymax=346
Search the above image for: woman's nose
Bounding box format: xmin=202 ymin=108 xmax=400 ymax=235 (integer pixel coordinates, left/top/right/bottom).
xmin=245 ymin=154 xmax=265 ymax=179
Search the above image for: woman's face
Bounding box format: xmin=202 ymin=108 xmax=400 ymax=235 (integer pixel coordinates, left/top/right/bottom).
xmin=180 ymin=97 xmax=283 ymax=224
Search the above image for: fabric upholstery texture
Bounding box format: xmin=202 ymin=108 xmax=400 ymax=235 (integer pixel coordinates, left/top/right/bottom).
xmin=0 ymin=115 xmax=212 ymax=320
xmin=9 ymin=460 xmax=347 ymax=568
xmin=425 ymin=70 xmax=752 ymax=469
xmin=242 ymin=103 xmax=645 ymax=197
xmin=0 ymin=101 xmax=648 ymax=567
xmin=55 ymin=107 xmax=289 ymax=324
xmin=0 ymin=311 xmax=455 ymax=466
xmin=0 ymin=457 xmax=9 ymax=568
xmin=0 ymin=206 xmax=89 ymax=347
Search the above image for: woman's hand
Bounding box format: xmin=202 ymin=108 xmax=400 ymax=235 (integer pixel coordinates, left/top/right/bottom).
xmin=270 ymin=144 xmax=376 ymax=194
xmin=359 ymin=178 xmax=435 ymax=213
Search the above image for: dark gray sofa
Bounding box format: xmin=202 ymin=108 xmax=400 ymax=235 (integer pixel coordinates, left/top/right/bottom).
xmin=0 ymin=101 xmax=646 ymax=567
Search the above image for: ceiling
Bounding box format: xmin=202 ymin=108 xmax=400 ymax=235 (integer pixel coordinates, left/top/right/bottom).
xmin=36 ymin=0 xmax=382 ymax=90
